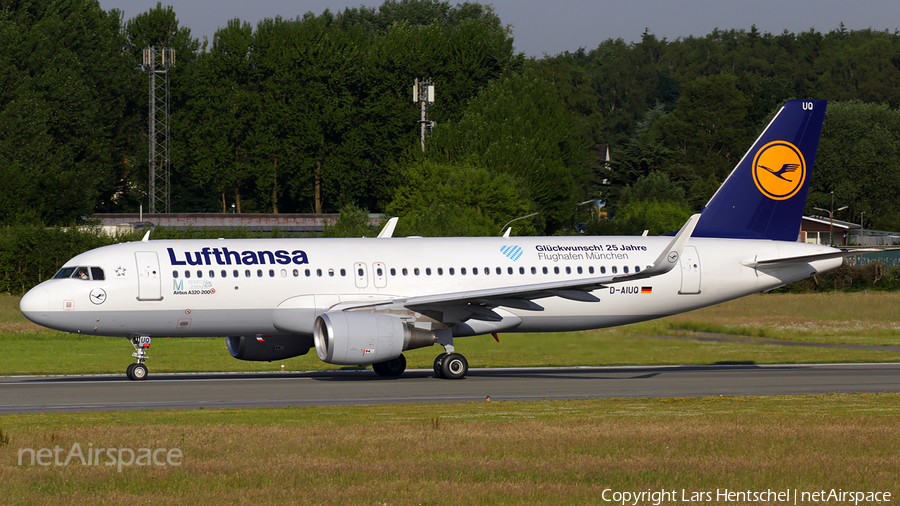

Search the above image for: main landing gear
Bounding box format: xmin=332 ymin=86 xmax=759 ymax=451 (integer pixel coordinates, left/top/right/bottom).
xmin=372 ymin=354 xmax=407 ymax=377
xmin=432 ymin=331 xmax=468 ymax=379
xmin=432 ymin=352 xmax=468 ymax=379
xmin=126 ymin=335 xmax=151 ymax=381
xmin=371 ymin=331 xmax=470 ymax=379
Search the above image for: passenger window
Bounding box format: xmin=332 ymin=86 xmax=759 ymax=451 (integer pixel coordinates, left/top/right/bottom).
xmin=402 ymin=268 xmax=408 ymax=276
xmin=293 ymin=269 xmax=299 ymax=277
xmin=612 ymin=266 xmax=618 ymax=274
xmin=245 ymin=270 xmax=251 ymax=277
xmin=449 ymin=267 xmax=455 ymax=275
xmin=390 ymin=268 xmax=396 ymax=276
xmin=589 ymin=266 xmax=594 ymax=274
xmin=305 ymin=269 xmax=310 ymax=277
xmin=270 ymin=269 xmax=276 ymax=277
xmin=461 ymin=268 xmax=467 ymax=275
xmin=577 ymin=266 xmax=583 ymax=274
xmin=635 ymin=266 xmax=641 ymax=273
xmin=600 ymin=266 xmax=606 ymax=274
xmin=426 ymin=268 xmax=431 ymax=275
xmin=233 ymin=270 xmax=239 ymax=277
xmin=624 ymin=266 xmax=629 ymax=274
xmin=221 ymin=270 xmax=227 ymax=278
xmin=554 ymin=267 xmax=560 ymax=274
xmin=257 ymin=269 xmax=263 ymax=277
xmin=316 ymin=269 xmax=322 ymax=277
xmin=565 ymin=266 xmax=571 ymax=274
xmin=437 ymin=268 xmax=443 ymax=275
xmin=414 ymin=268 xmax=420 ymax=276
xmin=542 ymin=267 xmax=548 ymax=274
xmin=281 ymin=269 xmax=287 ymax=278
xmin=173 ymin=270 xmax=179 ymax=278
xmin=341 ymin=269 xmax=347 ymax=277
xmin=328 ymin=269 xmax=334 ymax=277
xmin=376 ymin=268 xmax=382 ymax=276
xmin=484 ymin=267 xmax=490 ymax=275
xmin=185 ymin=270 xmax=191 ymax=279
xmin=518 ymin=267 xmax=524 ymax=275
xmin=472 ymin=268 xmax=478 ymax=276
xmin=197 ymin=270 xmax=203 ymax=278
xmin=531 ymin=267 xmax=536 ymax=274
xmin=209 ymin=270 xmax=215 ymax=278
xmin=91 ymin=267 xmax=105 ymax=280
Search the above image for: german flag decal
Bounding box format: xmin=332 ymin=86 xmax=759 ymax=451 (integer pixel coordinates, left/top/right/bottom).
xmin=641 ymin=287 xmax=652 ymax=294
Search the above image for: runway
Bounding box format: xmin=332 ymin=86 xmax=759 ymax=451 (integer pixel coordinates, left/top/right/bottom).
xmin=2 ymin=363 xmax=899 ymax=414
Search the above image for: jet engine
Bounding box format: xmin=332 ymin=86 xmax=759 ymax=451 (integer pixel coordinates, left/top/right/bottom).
xmin=226 ymin=335 xmax=313 ymax=361
xmin=313 ymin=311 xmax=435 ymax=365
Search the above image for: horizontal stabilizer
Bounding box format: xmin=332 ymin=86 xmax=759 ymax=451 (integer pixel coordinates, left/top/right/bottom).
xmin=743 ymin=249 xmax=880 ymax=268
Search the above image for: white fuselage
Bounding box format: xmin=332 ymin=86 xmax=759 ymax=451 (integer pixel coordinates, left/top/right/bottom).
xmin=20 ymin=235 xmax=841 ymax=339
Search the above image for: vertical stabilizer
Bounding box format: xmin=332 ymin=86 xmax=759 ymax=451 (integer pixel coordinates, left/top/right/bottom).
xmin=692 ymin=99 xmax=827 ymax=241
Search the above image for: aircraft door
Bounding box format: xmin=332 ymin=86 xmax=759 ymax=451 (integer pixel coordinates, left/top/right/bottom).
xmin=135 ymin=251 xmax=163 ymax=301
xmin=373 ymin=262 xmax=387 ymax=288
xmin=678 ymin=245 xmax=701 ymax=294
xmin=354 ymin=262 xmax=368 ymax=288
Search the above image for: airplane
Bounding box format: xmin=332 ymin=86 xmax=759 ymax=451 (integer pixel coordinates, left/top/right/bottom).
xmin=20 ymin=99 xmax=854 ymax=381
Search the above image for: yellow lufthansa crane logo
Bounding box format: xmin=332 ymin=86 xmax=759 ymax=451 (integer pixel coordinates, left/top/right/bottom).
xmin=752 ymin=141 xmax=806 ymax=200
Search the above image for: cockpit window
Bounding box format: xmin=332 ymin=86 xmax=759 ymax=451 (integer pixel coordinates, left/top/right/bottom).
xmin=53 ymin=267 xmax=76 ymax=279
xmin=53 ymin=266 xmax=104 ymax=280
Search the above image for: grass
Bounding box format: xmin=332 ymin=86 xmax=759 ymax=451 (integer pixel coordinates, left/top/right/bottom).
xmin=0 ymin=394 xmax=898 ymax=505
xmin=2 ymin=292 xmax=900 ymax=376
xmin=629 ymin=292 xmax=900 ymax=345
xmin=2 ymin=293 xmax=899 ymax=504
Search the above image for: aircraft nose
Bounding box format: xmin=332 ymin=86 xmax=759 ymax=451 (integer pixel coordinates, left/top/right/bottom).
xmin=20 ymin=285 xmax=49 ymax=323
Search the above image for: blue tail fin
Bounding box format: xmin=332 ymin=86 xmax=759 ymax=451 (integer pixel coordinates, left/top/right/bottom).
xmin=692 ymin=99 xmax=827 ymax=241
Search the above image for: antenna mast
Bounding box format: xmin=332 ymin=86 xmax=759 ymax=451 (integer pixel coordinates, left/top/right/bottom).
xmin=143 ymin=47 xmax=175 ymax=214
xmin=413 ymin=78 xmax=435 ymax=151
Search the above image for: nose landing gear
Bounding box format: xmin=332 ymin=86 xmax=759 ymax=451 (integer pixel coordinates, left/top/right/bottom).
xmin=126 ymin=335 xmax=151 ymax=381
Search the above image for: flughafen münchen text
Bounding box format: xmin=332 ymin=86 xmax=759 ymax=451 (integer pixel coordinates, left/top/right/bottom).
xmin=535 ymin=243 xmax=645 ymax=262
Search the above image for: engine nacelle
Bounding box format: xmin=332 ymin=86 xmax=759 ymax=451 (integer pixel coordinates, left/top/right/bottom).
xmin=226 ymin=335 xmax=313 ymax=361
xmin=313 ymin=311 xmax=435 ymax=366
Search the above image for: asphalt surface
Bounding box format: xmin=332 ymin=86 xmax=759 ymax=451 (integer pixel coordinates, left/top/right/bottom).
xmin=1 ymin=363 xmax=899 ymax=413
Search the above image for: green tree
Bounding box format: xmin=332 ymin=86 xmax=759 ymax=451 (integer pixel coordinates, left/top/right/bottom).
xmin=387 ymin=160 xmax=534 ymax=236
xmin=427 ymin=71 xmax=587 ymax=233
xmin=811 ymin=101 xmax=900 ymax=231
xmin=0 ymin=0 xmax=135 ymax=224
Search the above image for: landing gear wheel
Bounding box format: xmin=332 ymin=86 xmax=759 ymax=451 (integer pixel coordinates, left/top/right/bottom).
xmin=372 ymin=354 xmax=407 ymax=377
xmin=126 ymin=363 xmax=137 ymax=380
xmin=130 ymin=363 xmax=148 ymax=381
xmin=440 ymin=353 xmax=468 ymax=380
xmin=433 ymin=353 xmax=448 ymax=378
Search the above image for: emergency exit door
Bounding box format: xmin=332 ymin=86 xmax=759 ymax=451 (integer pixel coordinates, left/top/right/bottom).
xmin=679 ymin=245 xmax=701 ymax=294
xmin=135 ymin=251 xmax=162 ymax=301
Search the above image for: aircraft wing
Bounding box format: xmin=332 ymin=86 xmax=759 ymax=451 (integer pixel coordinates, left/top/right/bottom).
xmin=337 ymin=214 xmax=700 ymax=323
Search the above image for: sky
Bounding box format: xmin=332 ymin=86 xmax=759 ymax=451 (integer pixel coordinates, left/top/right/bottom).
xmin=98 ymin=0 xmax=900 ymax=57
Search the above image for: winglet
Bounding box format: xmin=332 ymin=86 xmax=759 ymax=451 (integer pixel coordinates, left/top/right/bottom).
xmin=141 ymin=230 xmax=151 ymax=242
xmin=617 ymin=213 xmax=700 ymax=281
xmin=377 ymin=217 xmax=398 ymax=238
